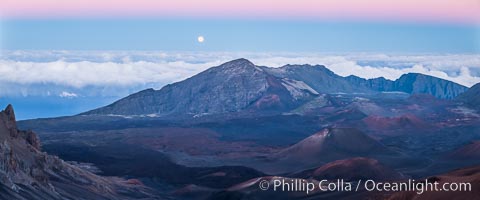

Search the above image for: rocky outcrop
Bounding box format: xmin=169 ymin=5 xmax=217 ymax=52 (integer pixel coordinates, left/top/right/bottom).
xmin=2 ymin=104 xmax=18 ymax=138
xmin=0 ymin=104 xmax=156 ymax=200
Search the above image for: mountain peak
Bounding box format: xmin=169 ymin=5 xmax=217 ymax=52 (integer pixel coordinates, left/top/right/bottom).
xmin=220 ymin=58 xmax=255 ymax=67
xmin=274 ymin=128 xmax=393 ymax=167
xmin=396 ymin=73 xmax=428 ymax=82
xmin=207 ymin=58 xmax=261 ymax=74
xmin=82 ymin=59 xmax=470 ymax=116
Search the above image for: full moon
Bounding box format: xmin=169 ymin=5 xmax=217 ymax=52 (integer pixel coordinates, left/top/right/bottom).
xmin=197 ymin=36 xmax=205 ymax=43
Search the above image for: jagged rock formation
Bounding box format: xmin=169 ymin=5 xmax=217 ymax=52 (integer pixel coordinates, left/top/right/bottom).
xmin=0 ymin=104 xmax=156 ymax=200
xmin=82 ymin=59 xmax=468 ymax=116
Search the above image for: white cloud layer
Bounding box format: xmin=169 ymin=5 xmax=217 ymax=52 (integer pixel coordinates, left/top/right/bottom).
xmin=0 ymin=59 xmax=219 ymax=88
xmin=0 ymin=51 xmax=479 ymax=97
xmin=59 ymin=91 xmax=78 ymax=98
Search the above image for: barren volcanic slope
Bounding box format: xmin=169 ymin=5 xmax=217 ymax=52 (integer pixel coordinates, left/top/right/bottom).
xmin=387 ymin=165 xmax=480 ymax=200
xmin=362 ymin=114 xmax=432 ymax=133
xmin=292 ymin=157 xmax=404 ymax=181
xmin=208 ymin=163 xmax=480 ymax=200
xmin=447 ymin=141 xmax=480 ymax=160
xmin=0 ymin=105 xmax=156 ymax=200
xmin=81 ymin=59 xmax=467 ymax=117
xmin=208 ymin=158 xmax=405 ymax=200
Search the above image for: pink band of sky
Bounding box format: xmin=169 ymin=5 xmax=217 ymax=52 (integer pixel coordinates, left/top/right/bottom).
xmin=2 ymin=0 xmax=480 ymax=24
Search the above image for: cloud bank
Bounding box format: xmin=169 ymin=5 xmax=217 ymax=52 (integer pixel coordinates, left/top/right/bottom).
xmin=59 ymin=91 xmax=78 ymax=98
xmin=0 ymin=51 xmax=479 ymax=98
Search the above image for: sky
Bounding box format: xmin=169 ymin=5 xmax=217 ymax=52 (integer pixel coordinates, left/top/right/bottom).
xmin=1 ymin=0 xmax=479 ymax=52
xmin=1 ymin=19 xmax=479 ymax=52
xmin=0 ymin=0 xmax=479 ymax=119
xmin=2 ymin=0 xmax=480 ymax=23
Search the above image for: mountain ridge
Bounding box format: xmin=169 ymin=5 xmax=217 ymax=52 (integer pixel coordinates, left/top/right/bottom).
xmin=457 ymin=82 xmax=480 ymax=110
xmin=82 ymin=58 xmax=468 ymax=116
xmin=345 ymin=73 xmax=468 ymax=99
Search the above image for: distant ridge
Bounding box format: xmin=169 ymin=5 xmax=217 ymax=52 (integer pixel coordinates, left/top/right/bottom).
xmin=82 ymin=58 xmax=468 ymax=116
xmin=457 ymin=82 xmax=480 ymax=110
xmin=345 ymin=73 xmax=468 ymax=99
